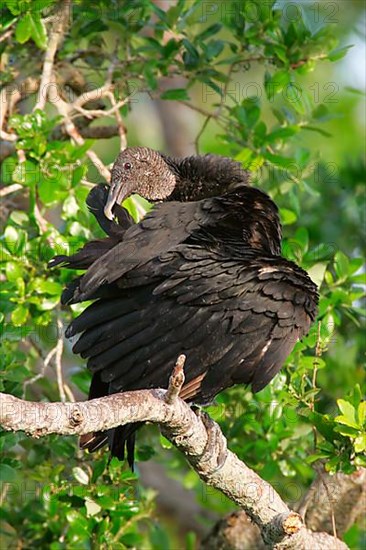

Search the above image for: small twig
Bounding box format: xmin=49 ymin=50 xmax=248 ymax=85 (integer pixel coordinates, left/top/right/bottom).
xmin=194 ymin=114 xmax=213 ymax=154
xmin=22 ymin=345 xmax=56 ymax=398
xmin=0 ymin=29 xmax=14 ymax=43
xmin=0 ymin=128 xmax=18 ymax=141
xmin=0 ymin=184 xmax=23 ymax=197
xmin=72 ymin=83 xmax=113 ymax=110
xmin=165 ymin=354 xmax=186 ymax=404
xmin=113 ymin=510 xmax=152 ymax=543
xmin=0 ymin=483 xmax=10 ymax=508
xmin=16 ymin=148 xmax=26 ymax=164
xmin=52 ymin=125 xmax=121 ymax=140
xmin=23 ymin=318 xmax=74 ymax=403
xmin=54 ymin=93 xmax=111 ymax=182
xmin=55 ymin=316 xmax=66 ymax=402
xmin=73 ymin=98 xmax=128 ymax=119
xmin=179 ymin=100 xmax=217 ymax=119
xmin=64 ymin=384 xmax=75 ymax=403
xmin=310 ymin=321 xmax=322 ymax=443
xmin=316 ymin=465 xmax=339 ymax=542
xmin=34 ymin=201 xmax=50 ymax=234
xmin=34 ymin=0 xmax=71 ymax=111
xmin=107 ymin=91 xmax=127 ymax=151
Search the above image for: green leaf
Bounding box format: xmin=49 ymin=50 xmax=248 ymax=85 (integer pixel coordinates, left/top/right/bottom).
xmin=159 ymin=434 xmax=172 ymax=449
xmin=5 ymin=0 xmax=21 ymax=15
xmin=10 ymin=211 xmax=29 ymax=226
xmin=30 ymin=14 xmax=47 ymax=50
xmin=302 ymin=126 xmax=332 ymax=137
xmin=312 ymin=104 xmax=332 ymax=122
xmin=38 ymin=177 xmax=68 ymax=206
xmin=235 ymin=148 xmax=254 ymax=168
xmin=265 ymin=126 xmax=299 ymax=143
xmin=307 ymin=262 xmax=327 ymax=288
xmin=328 ymin=45 xmax=353 ymax=62
xmin=11 ymin=305 xmax=28 ymax=326
xmin=334 ymin=251 xmax=349 ymax=280
xmin=299 ymin=409 xmax=337 ymax=443
xmin=182 ymin=38 xmax=199 ymax=68
xmin=244 ymin=103 xmax=260 ymax=128
xmin=334 ymin=424 xmax=359 ymax=437
xmin=85 ymin=496 xmax=102 ymax=517
xmin=197 ymin=23 xmax=223 ymax=41
xmin=1 ymin=156 xmax=17 ymax=184
xmin=354 ymin=434 xmax=366 ymax=453
xmin=13 ymin=160 xmax=39 ymax=187
xmin=205 ymin=39 xmax=224 ymax=60
xmin=36 ymin=296 xmax=60 ymax=311
xmin=62 ymin=195 xmax=79 ymax=218
xmin=4 ymin=226 xmax=20 ymax=254
xmin=286 ymin=84 xmax=306 ymax=114
xmin=264 ymin=151 xmax=296 ymax=168
xmin=15 ymin=13 xmax=33 ymax=44
xmin=265 ymin=70 xmax=290 ymax=101
xmin=0 ymin=463 xmax=17 ymax=482
xmin=358 ymin=402 xmax=366 ymax=426
xmin=5 ymin=261 xmax=23 ymax=282
xmin=72 ymin=467 xmax=90 ymax=485
xmin=336 ymin=399 xmax=358 ymax=429
xmin=70 ymin=370 xmax=91 ymax=395
xmin=160 ymin=88 xmax=190 ymax=101
xmin=280 ymin=208 xmax=297 ymax=225
xmin=30 ymin=279 xmax=62 ymax=295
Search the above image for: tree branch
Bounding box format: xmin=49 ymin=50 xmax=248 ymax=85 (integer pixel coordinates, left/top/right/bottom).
xmin=203 ymin=466 xmax=365 ymax=550
xmin=52 ymin=91 xmax=111 ymax=182
xmin=0 ymin=374 xmax=348 ymax=550
xmin=34 ymin=0 xmax=71 ymax=111
xmin=0 ymin=183 xmax=23 ymax=197
xmin=297 ymin=467 xmax=366 ymax=538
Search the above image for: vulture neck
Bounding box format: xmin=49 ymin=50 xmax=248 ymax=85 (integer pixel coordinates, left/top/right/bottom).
xmin=161 ymin=154 xmax=282 ymax=257
xmin=162 ymin=154 xmax=249 ymax=202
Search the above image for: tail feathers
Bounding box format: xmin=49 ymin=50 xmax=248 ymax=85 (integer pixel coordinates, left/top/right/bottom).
xmin=108 ymin=423 xmax=142 ymax=470
xmin=79 ymin=423 xmax=141 ymax=470
xmin=80 ymin=432 xmax=108 ymax=452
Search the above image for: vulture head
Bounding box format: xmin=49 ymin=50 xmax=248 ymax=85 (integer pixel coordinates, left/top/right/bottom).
xmin=104 ymin=147 xmax=176 ymax=220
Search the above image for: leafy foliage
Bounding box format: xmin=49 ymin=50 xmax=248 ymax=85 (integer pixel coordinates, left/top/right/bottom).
xmin=0 ymin=0 xmax=365 ymax=548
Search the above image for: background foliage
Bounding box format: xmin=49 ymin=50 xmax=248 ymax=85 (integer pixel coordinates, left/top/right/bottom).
xmin=0 ymin=1 xmax=365 ymax=548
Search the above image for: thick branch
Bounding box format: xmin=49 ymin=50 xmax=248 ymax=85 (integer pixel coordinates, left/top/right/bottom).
xmin=203 ymin=466 xmax=365 ymax=550
xmin=297 ymin=468 xmax=366 ymax=537
xmin=0 ymin=385 xmax=347 ymax=550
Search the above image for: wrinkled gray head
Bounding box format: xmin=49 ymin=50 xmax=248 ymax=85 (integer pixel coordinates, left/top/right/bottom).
xmin=104 ymin=147 xmax=176 ymax=220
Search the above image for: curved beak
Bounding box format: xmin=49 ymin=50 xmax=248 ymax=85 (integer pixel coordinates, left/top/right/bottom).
xmin=104 ymin=178 xmax=127 ymax=220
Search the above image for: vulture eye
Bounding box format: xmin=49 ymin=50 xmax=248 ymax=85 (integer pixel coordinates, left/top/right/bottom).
xmin=124 ymin=162 xmax=132 ymax=170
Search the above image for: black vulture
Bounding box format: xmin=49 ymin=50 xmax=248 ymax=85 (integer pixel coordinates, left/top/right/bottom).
xmin=50 ymin=147 xmax=319 ymax=466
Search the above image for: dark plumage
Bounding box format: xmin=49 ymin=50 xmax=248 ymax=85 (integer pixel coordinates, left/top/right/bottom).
xmin=50 ymin=147 xmax=319 ymax=467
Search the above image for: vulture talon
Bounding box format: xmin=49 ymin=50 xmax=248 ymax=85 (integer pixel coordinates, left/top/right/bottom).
xmin=198 ymin=411 xmax=228 ymax=473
